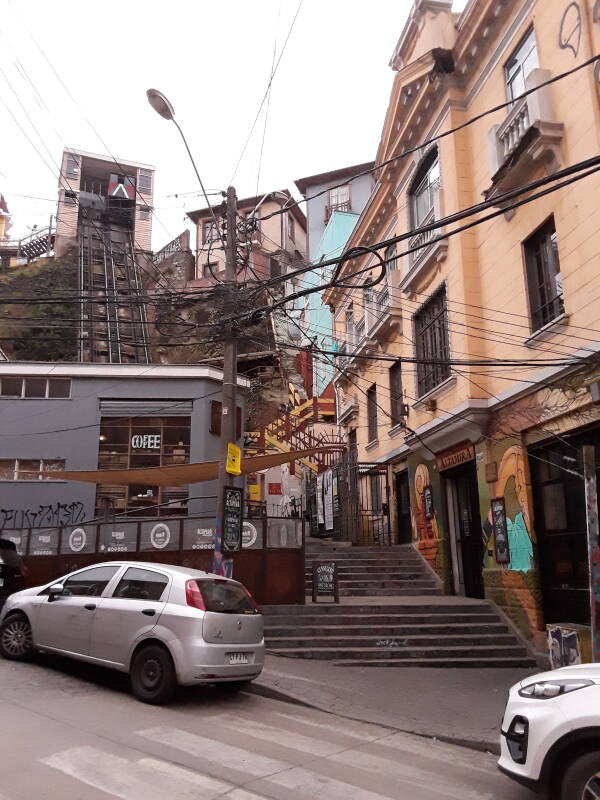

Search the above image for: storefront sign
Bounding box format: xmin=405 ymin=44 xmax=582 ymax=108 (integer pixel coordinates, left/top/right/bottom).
xmin=491 ymin=497 xmax=510 ymax=564
xmin=223 ymin=486 xmax=243 ymax=552
xmin=68 ymin=527 xmax=87 ymax=553
xmin=150 ymin=522 xmax=171 ymax=550
xmin=131 ymin=434 xmax=161 ymax=449
xmin=242 ymin=521 xmax=259 ymax=548
xmin=423 ymin=485 xmax=434 ymax=519
xmin=312 ymin=561 xmax=339 ymax=603
xmin=268 ymin=483 xmax=282 ymax=495
xmin=437 ymin=443 xmax=475 ymax=472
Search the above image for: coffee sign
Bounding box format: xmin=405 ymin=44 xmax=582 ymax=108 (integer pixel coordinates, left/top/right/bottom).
xmin=131 ymin=434 xmax=161 ymax=449
xmin=312 ymin=561 xmax=339 ymax=603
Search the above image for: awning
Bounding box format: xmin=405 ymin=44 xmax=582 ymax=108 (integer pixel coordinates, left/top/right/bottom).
xmin=40 ymin=446 xmax=344 ymax=486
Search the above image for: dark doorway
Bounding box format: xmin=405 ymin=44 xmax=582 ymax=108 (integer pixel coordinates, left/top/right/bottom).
xmin=395 ymin=471 xmax=412 ymax=544
xmin=529 ymin=438 xmax=596 ymax=626
xmin=445 ymin=463 xmax=484 ymax=598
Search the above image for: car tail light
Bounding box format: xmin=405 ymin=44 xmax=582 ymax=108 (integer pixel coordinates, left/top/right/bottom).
xmin=185 ymin=580 xmax=206 ymax=610
xmin=241 ymin=584 xmax=259 ymax=612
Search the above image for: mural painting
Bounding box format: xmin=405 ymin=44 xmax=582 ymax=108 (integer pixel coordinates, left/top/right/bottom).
xmin=410 ymin=459 xmax=451 ymax=589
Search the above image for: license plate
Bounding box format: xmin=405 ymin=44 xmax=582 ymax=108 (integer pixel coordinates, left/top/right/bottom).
xmin=228 ymin=652 xmax=249 ymax=665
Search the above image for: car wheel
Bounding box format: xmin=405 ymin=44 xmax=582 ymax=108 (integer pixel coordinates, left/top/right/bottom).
xmin=559 ymin=751 xmax=600 ymax=800
xmin=130 ymin=644 xmax=177 ymax=705
xmin=0 ymin=614 xmax=34 ymax=661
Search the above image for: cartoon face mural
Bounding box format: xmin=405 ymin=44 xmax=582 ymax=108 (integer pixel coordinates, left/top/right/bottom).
xmin=414 ymin=463 xmax=439 ymax=542
xmin=486 ymin=445 xmax=534 ymax=572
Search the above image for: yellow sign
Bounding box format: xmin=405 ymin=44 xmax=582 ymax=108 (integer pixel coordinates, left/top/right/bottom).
xmin=226 ymin=442 xmax=242 ymax=475
xmin=248 ymin=484 xmax=261 ymax=502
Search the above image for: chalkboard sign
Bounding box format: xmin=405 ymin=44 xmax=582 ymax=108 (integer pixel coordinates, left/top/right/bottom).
xmin=491 ymin=497 xmax=510 ymax=564
xmin=223 ymin=487 xmax=243 ymax=552
xmin=312 ymin=561 xmax=339 ymax=603
xmin=423 ymin=485 xmax=434 ymax=519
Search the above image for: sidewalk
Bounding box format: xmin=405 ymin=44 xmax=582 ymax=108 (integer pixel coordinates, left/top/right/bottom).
xmin=249 ymin=653 xmax=538 ymax=754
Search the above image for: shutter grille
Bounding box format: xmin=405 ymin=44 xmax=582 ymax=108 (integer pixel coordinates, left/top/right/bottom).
xmin=99 ymin=399 xmax=193 ymax=417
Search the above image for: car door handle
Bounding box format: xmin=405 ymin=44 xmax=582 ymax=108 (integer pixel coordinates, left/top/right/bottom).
xmin=84 ymin=603 xmax=96 ymax=611
xmin=142 ymin=609 xmax=156 ymax=617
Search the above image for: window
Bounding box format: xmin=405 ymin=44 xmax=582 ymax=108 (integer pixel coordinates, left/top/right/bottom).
xmin=367 ymin=384 xmax=378 ymax=443
xmin=348 ymin=429 xmax=358 ymax=462
xmin=138 ymin=169 xmax=153 ymax=194
xmin=328 ymin=184 xmax=350 ymax=213
xmin=0 ymin=459 xmax=65 ymax=481
xmin=385 ymin=244 xmax=398 ymax=271
xmin=203 ymin=220 xmax=218 ymax=244
xmin=112 ymin=567 xmax=168 ymax=601
xmin=389 ymin=362 xmax=404 ymax=426
xmin=61 ymin=565 xmax=120 ymax=597
xmin=345 ymin=307 xmax=354 ymax=347
xmin=1 ymin=377 xmax=71 ymax=399
xmin=64 ymin=190 xmax=77 ymax=206
xmin=194 ymin=578 xmax=258 ymax=614
xmin=524 ymin=217 xmax=564 ymax=332
xmin=65 ymin=154 xmax=79 ymax=179
xmin=410 ymin=150 xmax=440 ymax=228
xmin=287 ymin=215 xmax=295 ymax=243
xmin=202 ymin=261 xmax=218 ymax=279
xmin=139 ymin=207 xmax=151 ymax=221
xmin=415 ymin=286 xmax=450 ymax=396
xmin=505 ymin=27 xmax=538 ymax=103
xmin=270 ymin=256 xmax=282 ymax=278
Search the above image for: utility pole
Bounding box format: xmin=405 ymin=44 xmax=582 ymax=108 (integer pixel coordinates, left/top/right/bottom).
xmin=583 ymin=444 xmax=600 ymax=662
xmin=213 ymin=186 xmax=239 ymax=576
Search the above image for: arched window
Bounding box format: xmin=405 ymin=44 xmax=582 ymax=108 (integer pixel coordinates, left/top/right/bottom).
xmin=410 ymin=149 xmax=440 ymax=228
xmin=385 ymin=244 xmax=397 ymax=271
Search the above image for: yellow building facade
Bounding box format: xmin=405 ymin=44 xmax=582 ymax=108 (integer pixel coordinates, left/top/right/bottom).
xmin=325 ymin=0 xmax=600 ymax=652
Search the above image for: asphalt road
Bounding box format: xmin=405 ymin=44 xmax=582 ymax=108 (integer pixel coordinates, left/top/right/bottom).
xmin=0 ymin=655 xmax=537 ymax=800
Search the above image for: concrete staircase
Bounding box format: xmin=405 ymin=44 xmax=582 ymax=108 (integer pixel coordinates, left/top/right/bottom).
xmin=263 ymin=541 xmax=536 ymax=668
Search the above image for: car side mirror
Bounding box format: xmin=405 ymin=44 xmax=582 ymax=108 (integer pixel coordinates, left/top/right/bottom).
xmin=48 ymin=583 xmax=64 ymax=601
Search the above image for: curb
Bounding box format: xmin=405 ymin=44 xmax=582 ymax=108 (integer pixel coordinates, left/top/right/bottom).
xmin=245 ymin=680 xmax=501 ymax=756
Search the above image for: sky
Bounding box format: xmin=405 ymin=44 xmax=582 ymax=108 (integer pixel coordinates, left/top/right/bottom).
xmin=1 ymin=0 xmax=467 ymax=249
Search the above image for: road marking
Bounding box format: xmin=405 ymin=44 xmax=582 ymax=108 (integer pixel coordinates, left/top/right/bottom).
xmin=42 ymin=745 xmax=232 ymax=799
xmin=137 ymin=726 xmax=290 ymax=778
xmin=331 ymin=749 xmax=495 ymax=800
xmin=270 ymin=710 xmax=389 ymax=741
xmin=268 ymin=767 xmax=395 ymax=800
xmin=221 ymin=717 xmax=344 ymax=756
xmin=378 ymin=731 xmax=496 ymax=775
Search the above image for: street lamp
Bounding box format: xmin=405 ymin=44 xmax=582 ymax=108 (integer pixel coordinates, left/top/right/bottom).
xmin=146 ymin=89 xmax=240 ymax=577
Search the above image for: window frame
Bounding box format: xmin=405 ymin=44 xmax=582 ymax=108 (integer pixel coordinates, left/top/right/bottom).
xmin=367 ymin=384 xmax=378 ymax=443
xmin=414 ymin=286 xmax=451 ymax=397
xmin=523 ymin=216 xmax=564 ymax=333
xmin=139 ymin=206 xmax=151 ymax=221
xmin=138 ymin=169 xmax=153 ymax=194
xmin=328 ymin=184 xmax=350 ymax=210
xmin=409 ymin=149 xmax=440 ymax=229
xmin=58 ymin=565 xmax=121 ymax=597
xmin=202 ymin=220 xmax=218 ymax=244
xmin=287 ymin=215 xmax=295 ymax=243
xmin=0 ymin=458 xmax=66 ymax=482
xmin=504 ymin=27 xmax=538 ymax=103
xmin=65 ymin=154 xmax=80 ymax=180
xmin=0 ymin=377 xmax=71 ymax=400
xmin=111 ymin=566 xmax=170 ymax=602
xmin=389 ymin=361 xmax=404 ymax=426
xmin=201 ymin=261 xmax=219 ymax=280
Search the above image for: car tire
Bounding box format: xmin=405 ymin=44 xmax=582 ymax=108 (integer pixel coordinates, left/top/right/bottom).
xmin=559 ymin=750 xmax=600 ymax=800
xmin=130 ymin=644 xmax=178 ymax=705
xmin=0 ymin=613 xmax=34 ymax=661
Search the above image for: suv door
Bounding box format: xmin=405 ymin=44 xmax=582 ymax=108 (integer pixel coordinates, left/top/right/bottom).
xmin=36 ymin=565 xmax=121 ymax=655
xmin=89 ymin=566 xmax=170 ymax=666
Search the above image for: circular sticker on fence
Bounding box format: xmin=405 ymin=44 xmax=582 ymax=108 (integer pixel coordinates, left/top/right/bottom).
xmin=242 ymin=521 xmax=258 ymax=549
xmin=150 ymin=522 xmax=171 ymax=550
xmin=68 ymin=528 xmax=87 ymax=553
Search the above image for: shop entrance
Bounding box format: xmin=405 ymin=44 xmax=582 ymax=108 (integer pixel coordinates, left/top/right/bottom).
xmin=445 ymin=462 xmax=484 ymax=598
xmin=395 ymin=471 xmax=412 ymax=544
xmin=529 ymin=437 xmax=596 ymax=626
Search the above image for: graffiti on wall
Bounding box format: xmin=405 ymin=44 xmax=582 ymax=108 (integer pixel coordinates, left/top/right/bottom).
xmin=0 ymin=501 xmax=86 ymax=531
xmin=559 ymin=2 xmax=581 ymax=57
xmin=484 ymin=445 xmax=533 ymax=572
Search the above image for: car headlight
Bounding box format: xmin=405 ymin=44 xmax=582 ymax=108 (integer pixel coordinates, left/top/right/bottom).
xmin=518 ymin=678 xmax=594 ymax=699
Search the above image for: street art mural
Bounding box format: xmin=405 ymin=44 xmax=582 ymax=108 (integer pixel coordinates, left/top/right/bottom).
xmin=488 ymin=445 xmax=534 ymax=572
xmin=411 ymin=460 xmax=451 ymax=589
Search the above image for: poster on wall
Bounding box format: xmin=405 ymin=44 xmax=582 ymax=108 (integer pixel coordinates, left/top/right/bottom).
xmin=316 ymin=474 xmax=325 ymax=526
xmin=423 ymin=485 xmax=434 ymax=519
xmin=491 ymin=497 xmax=510 ymax=564
xmin=323 ymin=469 xmax=334 ymax=531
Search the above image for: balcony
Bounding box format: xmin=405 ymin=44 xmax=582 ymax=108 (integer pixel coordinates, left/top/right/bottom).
xmin=365 ymin=283 xmax=402 ymax=341
xmin=324 ymin=201 xmax=351 ymax=222
xmin=337 ymin=395 xmax=358 ymax=425
xmin=399 ymin=207 xmax=448 ymax=293
xmin=486 ymin=68 xmax=564 ymax=200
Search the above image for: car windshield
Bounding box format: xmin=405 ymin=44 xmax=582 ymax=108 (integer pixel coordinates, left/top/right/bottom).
xmin=195 ymin=579 xmax=257 ymax=615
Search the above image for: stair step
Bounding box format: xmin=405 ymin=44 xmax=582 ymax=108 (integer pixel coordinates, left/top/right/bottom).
xmin=266 ymin=644 xmax=529 ymax=660
xmin=333 ymin=588 xmax=441 ymax=596
xmin=266 ymin=633 xmax=518 ymax=648
xmin=332 ymin=657 xmax=538 ymax=668
xmin=264 ymin=623 xmax=509 ymax=636
xmin=305 ymin=580 xmax=436 ymax=589
xmin=261 ymin=604 xmax=494 ymax=616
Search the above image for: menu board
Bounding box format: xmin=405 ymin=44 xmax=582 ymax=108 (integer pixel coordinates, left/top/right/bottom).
xmin=223 ymin=487 xmax=243 ymax=553
xmin=423 ymin=485 xmax=434 ymax=519
xmin=312 ymin=561 xmax=339 ymax=603
xmin=491 ymin=497 xmax=510 ymax=564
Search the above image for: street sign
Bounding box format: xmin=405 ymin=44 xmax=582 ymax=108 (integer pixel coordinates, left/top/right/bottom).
xmin=226 ymin=442 xmax=241 ymax=475
xmin=223 ymin=486 xmax=243 ymax=552
xmin=312 ymin=561 xmax=339 ymax=603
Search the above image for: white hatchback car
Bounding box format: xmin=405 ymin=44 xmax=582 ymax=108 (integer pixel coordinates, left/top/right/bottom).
xmin=499 ymin=663 xmax=600 ymax=798
xmin=0 ymin=561 xmax=264 ymax=704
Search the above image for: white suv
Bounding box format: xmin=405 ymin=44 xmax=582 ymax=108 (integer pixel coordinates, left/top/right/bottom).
xmin=499 ymin=663 xmax=600 ymax=798
xmin=0 ymin=561 xmax=264 ymax=704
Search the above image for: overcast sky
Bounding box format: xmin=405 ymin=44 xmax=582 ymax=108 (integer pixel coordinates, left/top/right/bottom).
xmin=1 ymin=0 xmax=467 ymax=248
